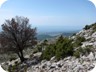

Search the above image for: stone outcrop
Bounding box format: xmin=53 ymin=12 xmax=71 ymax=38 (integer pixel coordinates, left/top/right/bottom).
xmin=27 ymin=52 xmax=96 ymax=72
xmin=2 ymin=24 xmax=96 ymax=72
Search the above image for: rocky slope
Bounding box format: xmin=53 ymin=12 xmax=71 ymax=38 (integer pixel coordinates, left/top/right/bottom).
xmin=2 ymin=23 xmax=96 ymax=72
xmin=27 ymin=24 xmax=96 ymax=72
xmin=27 ymin=52 xmax=95 ymax=72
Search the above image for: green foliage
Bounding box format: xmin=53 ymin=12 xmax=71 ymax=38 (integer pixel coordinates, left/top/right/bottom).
xmin=8 ymin=62 xmax=27 ymax=72
xmin=41 ymin=36 xmax=74 ymax=60
xmin=41 ymin=44 xmax=55 ymax=60
xmin=83 ymin=23 xmax=96 ymax=33
xmin=83 ymin=23 xmax=96 ymax=30
xmin=33 ymin=39 xmax=49 ymax=54
xmin=73 ymin=48 xmax=83 ymax=58
xmin=76 ymin=36 xmax=86 ymax=42
xmin=83 ymin=45 xmax=92 ymax=55
xmin=84 ymin=23 xmax=96 ymax=32
xmin=74 ymin=36 xmax=86 ymax=47
xmin=84 ymin=25 xmax=91 ymax=30
xmin=83 ymin=23 xmax=96 ymax=35
xmin=73 ymin=46 xmax=92 ymax=58
xmin=37 ymin=45 xmax=42 ymax=52
xmin=33 ymin=47 xmax=39 ymax=54
xmin=56 ymin=35 xmax=64 ymax=43
xmin=55 ymin=37 xmax=74 ymax=60
xmin=73 ymin=50 xmax=80 ymax=58
xmin=72 ymin=33 xmax=76 ymax=36
xmin=33 ymin=45 xmax=43 ymax=53
xmin=42 ymin=39 xmax=48 ymax=45
xmin=41 ymin=34 xmax=92 ymax=60
xmin=91 ymin=23 xmax=96 ymax=31
xmin=8 ymin=63 xmax=19 ymax=72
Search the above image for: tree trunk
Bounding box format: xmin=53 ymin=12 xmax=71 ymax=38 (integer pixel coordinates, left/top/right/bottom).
xmin=20 ymin=50 xmax=25 ymax=62
xmin=17 ymin=50 xmax=25 ymax=62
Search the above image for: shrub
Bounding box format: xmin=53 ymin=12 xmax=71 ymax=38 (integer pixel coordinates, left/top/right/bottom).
xmin=87 ymin=23 xmax=96 ymax=32
xmin=41 ymin=44 xmax=55 ymax=60
xmin=72 ymin=33 xmax=76 ymax=36
xmin=92 ymin=23 xmax=96 ymax=30
xmin=74 ymin=46 xmax=93 ymax=58
xmin=41 ymin=36 xmax=74 ymax=60
xmin=36 ymin=45 xmax=42 ymax=52
xmin=33 ymin=48 xmax=39 ymax=53
xmin=84 ymin=25 xmax=91 ymax=30
xmin=8 ymin=64 xmax=27 ymax=72
xmin=74 ymin=36 xmax=86 ymax=47
xmin=76 ymin=36 xmax=86 ymax=42
xmin=55 ymin=37 xmax=74 ymax=60
xmin=73 ymin=50 xmax=80 ymax=58
xmin=56 ymin=35 xmax=64 ymax=43
xmin=55 ymin=43 xmax=64 ymax=60
xmin=84 ymin=45 xmax=92 ymax=54
xmin=84 ymin=23 xmax=96 ymax=32
xmin=42 ymin=39 xmax=48 ymax=45
xmin=8 ymin=64 xmax=18 ymax=72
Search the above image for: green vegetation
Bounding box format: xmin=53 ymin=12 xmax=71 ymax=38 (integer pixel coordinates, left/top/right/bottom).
xmin=84 ymin=23 xmax=96 ymax=32
xmin=41 ymin=44 xmax=55 ymax=60
xmin=72 ymin=33 xmax=76 ymax=36
xmin=33 ymin=39 xmax=48 ymax=53
xmin=55 ymin=36 xmax=74 ymax=60
xmin=84 ymin=25 xmax=91 ymax=30
xmin=41 ymin=34 xmax=92 ymax=60
xmin=74 ymin=45 xmax=92 ymax=58
xmin=73 ymin=50 xmax=80 ymax=58
xmin=41 ymin=36 xmax=74 ymax=60
xmin=83 ymin=45 xmax=93 ymax=55
xmin=8 ymin=61 xmax=27 ymax=72
xmin=73 ymin=36 xmax=86 ymax=47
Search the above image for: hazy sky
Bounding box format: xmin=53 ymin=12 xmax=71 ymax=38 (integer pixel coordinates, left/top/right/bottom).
xmin=0 ymin=0 xmax=96 ymax=33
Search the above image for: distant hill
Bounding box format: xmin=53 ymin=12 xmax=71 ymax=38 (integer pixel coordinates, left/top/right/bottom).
xmin=37 ymin=31 xmax=79 ymax=40
xmin=37 ymin=34 xmax=53 ymax=40
xmin=62 ymin=32 xmax=76 ymax=37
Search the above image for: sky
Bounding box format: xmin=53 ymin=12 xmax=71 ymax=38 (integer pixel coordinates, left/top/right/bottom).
xmin=0 ymin=0 xmax=96 ymax=33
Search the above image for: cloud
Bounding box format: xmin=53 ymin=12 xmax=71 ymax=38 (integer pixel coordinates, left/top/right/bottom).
xmin=0 ymin=0 xmax=7 ymax=8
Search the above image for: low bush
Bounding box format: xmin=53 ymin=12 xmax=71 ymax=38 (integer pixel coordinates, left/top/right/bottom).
xmin=73 ymin=46 xmax=92 ymax=58
xmin=83 ymin=45 xmax=92 ymax=55
xmin=76 ymin=36 xmax=86 ymax=42
xmin=41 ymin=36 xmax=74 ymax=60
xmin=41 ymin=44 xmax=55 ymax=60
xmin=73 ymin=50 xmax=80 ymax=58
xmin=73 ymin=36 xmax=86 ymax=47
xmin=84 ymin=25 xmax=91 ymax=30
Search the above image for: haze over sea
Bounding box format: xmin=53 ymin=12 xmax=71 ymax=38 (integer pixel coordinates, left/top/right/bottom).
xmin=0 ymin=0 xmax=96 ymax=33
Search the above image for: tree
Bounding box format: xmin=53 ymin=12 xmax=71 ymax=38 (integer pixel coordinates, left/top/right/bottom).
xmin=0 ymin=16 xmax=37 ymax=62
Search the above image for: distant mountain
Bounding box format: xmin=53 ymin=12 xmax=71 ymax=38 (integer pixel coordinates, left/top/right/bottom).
xmin=37 ymin=31 xmax=79 ymax=40
xmin=61 ymin=32 xmax=76 ymax=37
xmin=37 ymin=34 xmax=53 ymax=40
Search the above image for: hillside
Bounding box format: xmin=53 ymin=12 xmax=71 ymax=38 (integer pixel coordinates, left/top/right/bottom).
xmin=1 ymin=23 xmax=96 ymax=72
xmin=37 ymin=34 xmax=53 ymax=40
xmin=37 ymin=31 xmax=78 ymax=40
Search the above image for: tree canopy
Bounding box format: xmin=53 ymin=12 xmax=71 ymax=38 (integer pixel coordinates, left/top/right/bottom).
xmin=0 ymin=16 xmax=37 ymax=62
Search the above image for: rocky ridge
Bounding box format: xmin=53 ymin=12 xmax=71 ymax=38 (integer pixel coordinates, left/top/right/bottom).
xmin=27 ymin=25 xmax=96 ymax=72
xmin=2 ymin=24 xmax=96 ymax=72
